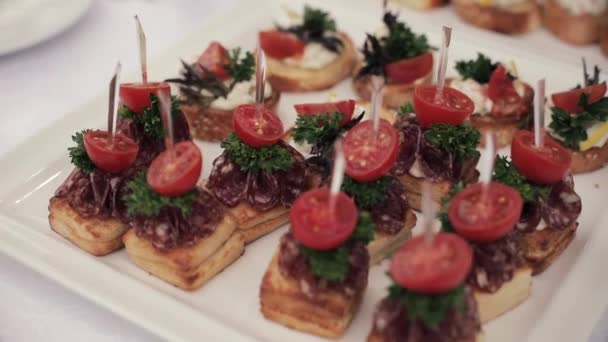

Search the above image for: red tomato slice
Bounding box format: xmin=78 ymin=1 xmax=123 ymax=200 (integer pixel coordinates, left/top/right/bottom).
xmin=233 ymin=104 xmax=284 ymax=148
xmin=487 ymin=65 xmax=520 ymax=103
xmin=196 ymin=41 xmax=230 ymax=80
xmin=511 ymin=130 xmax=572 ymax=185
xmin=390 ymin=232 xmax=473 ymax=294
xmin=147 ymin=141 xmax=202 ymax=197
xmin=259 ymin=31 xmax=305 ymax=59
xmin=290 ymin=187 xmax=359 ymax=251
xmin=343 ymin=119 xmax=399 ymax=181
xmin=385 ymin=52 xmax=434 ymax=84
xmin=448 ymin=182 xmax=523 ymax=242
xmin=119 ymin=82 xmax=171 ymax=114
xmin=414 ymin=85 xmax=474 ymax=127
xmin=83 ymin=131 xmax=139 ymax=173
xmin=551 ymin=83 xmax=607 ymax=113
xmin=294 ymin=99 xmax=356 ymax=126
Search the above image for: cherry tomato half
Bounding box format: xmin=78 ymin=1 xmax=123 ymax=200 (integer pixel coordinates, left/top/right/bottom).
xmin=511 ymin=130 xmax=572 ymax=185
xmin=147 ymin=141 xmax=202 ymax=197
xmin=290 ymin=187 xmax=359 ymax=251
xmin=83 ymin=131 xmax=139 ymax=173
xmin=487 ymin=65 xmax=520 ymax=103
xmin=294 ymin=99 xmax=356 ymax=126
xmin=233 ymin=104 xmax=284 ymax=148
xmin=196 ymin=41 xmax=230 ymax=80
xmin=259 ymin=31 xmax=305 ymax=59
xmin=448 ymin=182 xmax=523 ymax=242
xmin=390 ymin=232 xmax=473 ymax=294
xmin=343 ymin=119 xmax=399 ymax=181
xmin=414 ymin=85 xmax=474 ymax=127
xmin=551 ymin=83 xmax=607 ymax=113
xmin=119 ymin=82 xmax=171 ymax=114
xmin=385 ymin=52 xmax=434 ymax=84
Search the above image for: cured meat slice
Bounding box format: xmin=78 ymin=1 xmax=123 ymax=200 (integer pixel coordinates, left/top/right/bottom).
xmin=207 ymin=151 xmax=248 ymax=207
xmin=515 ymin=201 xmax=542 ymax=232
xmin=419 ymin=138 xmax=452 ymax=180
xmin=391 ymin=124 xmax=419 ymax=176
xmin=246 ymin=171 xmax=281 ymax=211
xmin=370 ymin=177 xmax=409 ymax=234
xmin=540 ymin=181 xmax=581 ymax=230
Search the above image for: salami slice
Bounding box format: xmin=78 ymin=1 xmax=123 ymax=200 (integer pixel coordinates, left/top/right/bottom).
xmin=65 ymin=170 xmax=112 ymax=218
xmin=391 ymin=124 xmax=419 ymax=176
xmin=246 ymin=171 xmax=281 ymax=211
xmin=207 ymin=151 xmax=248 ymax=207
xmin=540 ymin=181 xmax=581 ymax=230
xmin=277 ymin=144 xmax=307 ymax=207
xmin=419 ymin=137 xmax=453 ymax=180
xmin=515 ymin=201 xmax=542 ymax=232
xmin=370 ymin=177 xmax=409 ymax=234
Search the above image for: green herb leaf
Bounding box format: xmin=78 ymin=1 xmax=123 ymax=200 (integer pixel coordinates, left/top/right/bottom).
xmin=119 ymin=94 xmax=183 ymax=140
xmin=455 ymin=53 xmax=499 ymax=84
xmin=341 ymin=176 xmax=390 ymax=209
xmin=293 ymin=112 xmax=344 ymax=146
xmin=549 ymin=93 xmax=608 ymax=150
xmin=166 ymin=60 xmax=230 ymax=107
xmin=398 ymin=101 xmax=415 ymax=116
xmin=383 ymin=12 xmax=430 ymax=61
xmin=576 ymin=62 xmax=602 ymax=88
xmin=221 ymin=133 xmax=293 ymax=173
xmin=424 ymin=124 xmax=481 ymax=160
xmin=492 ymin=156 xmax=549 ymax=202
xmin=279 ymin=6 xmax=342 ymax=53
xmin=224 ymin=48 xmax=254 ymax=85
xmin=303 ymin=5 xmax=336 ymax=32
xmin=388 ymin=282 xmax=466 ymax=328
xmin=124 ymin=172 xmax=196 ymax=217
xmin=68 ymin=130 xmax=96 ymax=174
xmin=351 ymin=211 xmax=375 ymax=245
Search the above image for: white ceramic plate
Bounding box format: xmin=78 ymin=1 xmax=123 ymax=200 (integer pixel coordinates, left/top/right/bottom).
xmin=1 ymin=0 xmax=607 ymax=341
xmin=0 ymin=0 xmax=92 ymax=56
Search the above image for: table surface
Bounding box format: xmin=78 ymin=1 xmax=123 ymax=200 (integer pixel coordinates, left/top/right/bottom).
xmin=0 ymin=0 xmax=606 ymax=341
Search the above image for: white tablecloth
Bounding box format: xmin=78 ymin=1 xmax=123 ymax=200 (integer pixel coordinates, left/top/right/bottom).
xmin=0 ymin=0 xmax=235 ymax=340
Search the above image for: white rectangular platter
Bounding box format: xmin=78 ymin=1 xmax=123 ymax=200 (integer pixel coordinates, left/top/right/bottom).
xmin=1 ymin=0 xmax=608 ymax=341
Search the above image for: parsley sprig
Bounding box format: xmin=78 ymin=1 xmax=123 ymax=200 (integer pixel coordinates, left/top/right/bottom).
xmin=68 ymin=130 xmax=96 ymax=174
xmin=455 ymin=53 xmax=499 ymax=84
xmin=125 ymin=172 xmax=196 ymax=217
xmin=279 ymin=6 xmax=342 ymax=53
xmin=549 ymin=93 xmax=608 ymax=150
xmin=492 ymin=156 xmax=549 ymax=202
xmin=224 ymin=48 xmax=255 ymax=85
xmin=119 ymin=94 xmax=182 ymax=140
xmin=398 ymin=101 xmax=415 ymax=116
xmin=388 ymin=282 xmax=466 ymax=328
xmin=424 ymin=124 xmax=481 ymax=160
xmin=341 ymin=176 xmax=390 ymax=209
xmin=299 ymin=212 xmax=375 ymax=283
xmin=221 ymin=133 xmax=293 ymax=173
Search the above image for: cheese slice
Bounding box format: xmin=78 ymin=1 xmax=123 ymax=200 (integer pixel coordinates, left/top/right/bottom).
xmin=580 ymin=122 xmax=608 ymax=151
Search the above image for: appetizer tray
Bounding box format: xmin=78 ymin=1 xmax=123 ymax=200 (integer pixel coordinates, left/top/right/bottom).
xmin=1 ymin=0 xmax=607 ymax=341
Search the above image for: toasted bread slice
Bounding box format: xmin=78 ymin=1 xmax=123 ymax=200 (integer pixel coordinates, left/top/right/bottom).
xmin=368 ymin=210 xmax=417 ymax=265
xmin=180 ymin=89 xmax=280 ymax=142
xmin=544 ymin=0 xmax=604 ymax=45
xmin=123 ymin=214 xmax=244 ymax=290
xmin=353 ymin=65 xmax=433 ymax=110
xmin=260 ymin=250 xmax=363 ymax=338
xmin=570 ymin=141 xmax=608 ymax=174
xmin=369 ymin=331 xmax=485 ymax=342
xmin=266 ymin=32 xmax=357 ymax=92
xmin=474 ymin=267 xmax=532 ymax=323
xmin=452 ymin=0 xmax=541 ymax=34
xmin=470 ymin=114 xmax=526 ymax=149
xmin=397 ymin=173 xmax=454 ymax=211
xmin=393 ymin=0 xmax=447 ymax=10
xmin=226 ymin=202 xmax=289 ymax=243
xmin=521 ymin=222 xmax=577 ymax=275
xmin=48 ymin=197 xmax=128 ymax=256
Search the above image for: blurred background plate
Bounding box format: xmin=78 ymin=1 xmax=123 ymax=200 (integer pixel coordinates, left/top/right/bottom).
xmin=0 ymin=0 xmax=92 ymax=56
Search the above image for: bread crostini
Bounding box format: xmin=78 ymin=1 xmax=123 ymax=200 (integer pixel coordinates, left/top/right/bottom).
xmin=452 ymin=0 xmax=541 ymax=34
xmin=544 ymin=0 xmax=607 ymax=45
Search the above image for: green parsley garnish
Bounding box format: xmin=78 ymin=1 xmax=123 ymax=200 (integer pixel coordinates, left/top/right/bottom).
xmin=302 ymin=5 xmax=336 ymax=33
xmin=388 ymin=282 xmax=466 ymax=328
xmin=124 ymin=172 xmax=196 ymax=217
xmin=68 ymin=130 xmax=96 ymax=174
xmin=341 ymin=176 xmax=390 ymax=209
xmin=424 ymin=124 xmax=481 ymax=160
xmin=293 ymin=112 xmax=344 ymax=147
xmin=224 ymin=47 xmax=255 ymax=85
xmin=119 ymin=94 xmax=182 ymax=140
xmin=221 ymin=133 xmax=293 ymax=173
xmin=549 ymin=93 xmax=608 ymax=150
xmin=454 ymin=53 xmax=499 ymax=84
xmin=398 ymin=101 xmax=415 ymax=116
xmin=299 ymin=211 xmax=375 ymax=283
xmin=492 ymin=156 xmax=549 ymax=202
xmin=279 ymin=6 xmax=342 ymax=53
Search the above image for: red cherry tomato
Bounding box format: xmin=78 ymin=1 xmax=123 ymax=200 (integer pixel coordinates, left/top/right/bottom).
xmin=390 ymin=233 xmax=473 ymax=294
xmin=233 ymin=104 xmax=284 ymax=148
xmin=511 ymin=130 xmax=572 ymax=185
xmin=119 ymin=82 xmax=171 ymax=114
xmin=343 ymin=119 xmax=399 ymax=182
xmin=487 ymin=65 xmax=520 ymax=103
xmin=551 ymin=83 xmax=607 ymax=113
xmin=294 ymin=99 xmax=356 ymax=126
xmin=196 ymin=41 xmax=230 ymax=80
xmin=259 ymin=31 xmax=305 ymax=59
xmin=385 ymin=52 xmax=434 ymax=84
xmin=147 ymin=141 xmax=202 ymax=197
xmin=290 ymin=187 xmax=359 ymax=251
xmin=83 ymin=131 xmax=139 ymax=173
xmin=448 ymin=182 xmax=523 ymax=242
xmin=413 ymin=85 xmax=474 ymax=127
